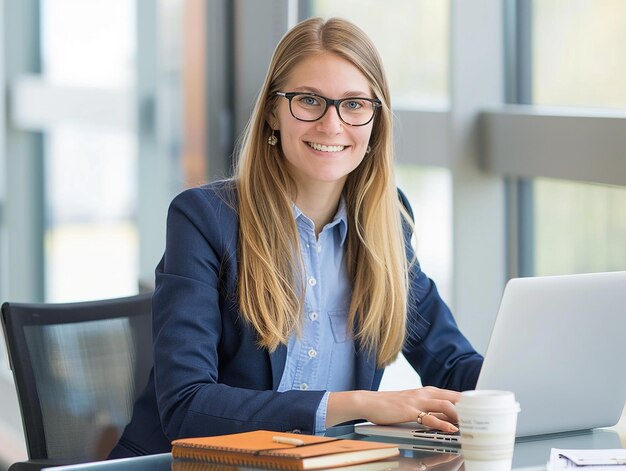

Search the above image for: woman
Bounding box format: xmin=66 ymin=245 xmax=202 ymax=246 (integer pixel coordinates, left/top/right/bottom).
xmin=109 ymin=17 xmax=482 ymax=458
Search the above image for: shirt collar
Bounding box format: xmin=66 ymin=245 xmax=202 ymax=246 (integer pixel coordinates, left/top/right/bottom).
xmin=291 ymin=197 xmax=349 ymax=247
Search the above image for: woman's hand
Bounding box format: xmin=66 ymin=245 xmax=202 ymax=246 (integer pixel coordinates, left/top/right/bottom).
xmin=326 ymin=386 xmax=460 ymax=433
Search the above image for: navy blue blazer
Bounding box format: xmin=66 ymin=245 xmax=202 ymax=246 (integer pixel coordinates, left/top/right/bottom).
xmin=109 ymin=180 xmax=483 ymax=458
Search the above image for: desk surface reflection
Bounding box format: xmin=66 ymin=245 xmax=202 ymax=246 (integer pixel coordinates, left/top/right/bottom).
xmin=44 ymin=429 xmax=623 ymax=471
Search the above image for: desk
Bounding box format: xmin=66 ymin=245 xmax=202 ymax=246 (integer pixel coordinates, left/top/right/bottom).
xmin=43 ymin=429 xmax=623 ymax=471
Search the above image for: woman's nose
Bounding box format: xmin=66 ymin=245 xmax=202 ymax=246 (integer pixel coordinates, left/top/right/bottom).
xmin=317 ymin=105 xmax=343 ymax=133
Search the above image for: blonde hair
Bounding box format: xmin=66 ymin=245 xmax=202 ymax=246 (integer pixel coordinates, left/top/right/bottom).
xmin=235 ymin=17 xmax=411 ymax=367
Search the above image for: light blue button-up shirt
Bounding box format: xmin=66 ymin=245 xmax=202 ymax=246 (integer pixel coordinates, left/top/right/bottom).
xmin=277 ymin=198 xmax=356 ymax=434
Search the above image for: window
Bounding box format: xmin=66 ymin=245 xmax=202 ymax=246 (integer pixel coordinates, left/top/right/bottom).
xmin=533 ymin=179 xmax=626 ymax=275
xmin=533 ymin=0 xmax=626 ymax=109
xmin=310 ymin=0 xmax=448 ymax=109
xmin=396 ymin=165 xmax=452 ymax=300
xmin=41 ymin=0 xmax=138 ymax=302
xmin=529 ymin=0 xmax=626 ymax=276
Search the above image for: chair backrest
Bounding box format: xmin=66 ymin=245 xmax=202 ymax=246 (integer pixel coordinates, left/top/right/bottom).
xmin=1 ymin=294 xmax=153 ymax=462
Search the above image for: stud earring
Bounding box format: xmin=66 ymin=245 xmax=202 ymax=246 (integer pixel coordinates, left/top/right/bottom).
xmin=366 ymin=145 xmax=371 ymax=154
xmin=268 ymin=129 xmax=278 ymax=146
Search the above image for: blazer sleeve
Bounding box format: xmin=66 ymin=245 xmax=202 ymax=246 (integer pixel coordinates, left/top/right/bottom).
xmin=151 ymin=187 xmax=325 ymax=440
xmin=398 ymin=189 xmax=484 ymax=391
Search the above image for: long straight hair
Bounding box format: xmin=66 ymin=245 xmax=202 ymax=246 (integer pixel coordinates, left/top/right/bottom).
xmin=235 ymin=17 xmax=411 ymax=367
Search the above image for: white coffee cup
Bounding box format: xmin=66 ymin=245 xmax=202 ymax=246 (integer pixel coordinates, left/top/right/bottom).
xmin=456 ymin=390 xmax=521 ymax=471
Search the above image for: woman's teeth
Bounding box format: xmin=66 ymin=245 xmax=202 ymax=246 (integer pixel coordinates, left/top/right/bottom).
xmin=308 ymin=142 xmax=345 ymax=152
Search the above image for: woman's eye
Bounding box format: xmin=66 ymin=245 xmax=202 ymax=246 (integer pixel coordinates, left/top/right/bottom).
xmin=343 ymin=100 xmax=364 ymax=110
xmin=299 ymin=95 xmax=320 ymax=106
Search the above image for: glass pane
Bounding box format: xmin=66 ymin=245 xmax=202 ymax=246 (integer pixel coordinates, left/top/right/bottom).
xmin=396 ymin=165 xmax=453 ymax=300
xmin=310 ymin=0 xmax=449 ymax=109
xmin=530 ymin=1 xmax=626 ymax=282
xmin=41 ymin=0 xmax=135 ymax=87
xmin=41 ymin=0 xmax=138 ymax=302
xmin=533 ymin=0 xmax=626 ymax=108
xmin=43 ymin=124 xmax=138 ymax=303
xmin=380 ymin=165 xmax=452 ymax=391
xmin=533 ymin=179 xmax=626 ymax=276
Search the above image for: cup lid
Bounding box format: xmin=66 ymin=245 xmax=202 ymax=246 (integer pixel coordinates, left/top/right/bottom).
xmin=456 ymin=389 xmax=520 ymax=411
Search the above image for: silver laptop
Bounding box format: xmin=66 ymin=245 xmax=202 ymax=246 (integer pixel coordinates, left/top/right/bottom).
xmin=356 ymin=271 xmax=626 ymax=443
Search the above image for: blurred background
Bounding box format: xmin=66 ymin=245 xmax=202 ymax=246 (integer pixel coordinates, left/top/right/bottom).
xmin=1 ymin=0 xmax=625 ymax=466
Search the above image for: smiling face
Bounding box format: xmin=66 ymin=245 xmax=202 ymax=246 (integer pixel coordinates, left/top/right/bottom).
xmin=270 ymin=53 xmax=376 ymax=194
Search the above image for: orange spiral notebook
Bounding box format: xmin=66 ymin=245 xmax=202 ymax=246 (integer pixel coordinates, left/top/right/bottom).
xmin=171 ymin=430 xmax=399 ymax=470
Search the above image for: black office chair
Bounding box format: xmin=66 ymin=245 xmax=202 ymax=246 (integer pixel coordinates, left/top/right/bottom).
xmin=1 ymin=293 xmax=153 ymax=471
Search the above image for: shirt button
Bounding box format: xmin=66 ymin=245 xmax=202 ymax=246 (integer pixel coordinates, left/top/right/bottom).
xmin=309 ymin=312 xmax=318 ymax=321
xmin=307 ymin=277 xmax=317 ymax=286
xmin=308 ymin=348 xmax=317 ymax=358
xmin=316 ymin=244 xmax=322 ymax=253
xmin=300 ymin=383 xmax=308 ymax=390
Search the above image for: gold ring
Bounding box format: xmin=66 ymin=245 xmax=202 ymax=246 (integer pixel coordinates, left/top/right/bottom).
xmin=417 ymin=411 xmax=429 ymax=424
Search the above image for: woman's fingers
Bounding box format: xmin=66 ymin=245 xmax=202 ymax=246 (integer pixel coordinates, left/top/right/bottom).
xmin=419 ymin=410 xmax=459 ymax=433
xmin=411 ymin=389 xmax=460 ymax=432
xmin=424 ymin=411 xmax=455 ymax=423
xmin=417 ymin=397 xmax=459 ymax=423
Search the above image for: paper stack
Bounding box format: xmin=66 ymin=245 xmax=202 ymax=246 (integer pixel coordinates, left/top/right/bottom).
xmin=548 ymin=448 xmax=626 ymax=470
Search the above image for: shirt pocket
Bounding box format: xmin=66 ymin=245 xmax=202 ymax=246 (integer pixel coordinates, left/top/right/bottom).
xmin=328 ymin=310 xmax=351 ymax=343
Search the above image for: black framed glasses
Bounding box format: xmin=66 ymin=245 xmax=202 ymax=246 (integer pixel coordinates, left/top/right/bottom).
xmin=275 ymin=91 xmax=382 ymax=126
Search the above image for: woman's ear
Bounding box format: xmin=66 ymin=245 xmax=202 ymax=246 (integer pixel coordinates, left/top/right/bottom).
xmin=266 ymin=110 xmax=279 ymax=131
